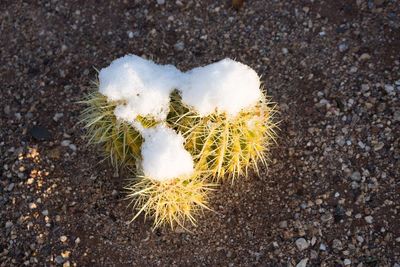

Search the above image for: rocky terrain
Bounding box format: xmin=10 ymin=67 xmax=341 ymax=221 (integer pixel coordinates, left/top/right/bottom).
xmin=1 ymin=0 xmax=399 ymax=266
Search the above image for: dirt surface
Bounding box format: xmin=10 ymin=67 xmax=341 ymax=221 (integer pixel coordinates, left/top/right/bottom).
xmin=1 ymin=0 xmax=400 ymax=266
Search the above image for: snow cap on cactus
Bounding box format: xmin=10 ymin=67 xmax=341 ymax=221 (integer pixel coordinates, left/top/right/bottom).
xmin=98 ymin=55 xmax=183 ymax=122
xmin=140 ymin=124 xmax=194 ymax=182
xmin=180 ymin=58 xmax=262 ymax=117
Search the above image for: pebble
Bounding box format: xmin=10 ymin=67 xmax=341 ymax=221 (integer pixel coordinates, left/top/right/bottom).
xmin=365 ymin=215 xmax=373 ymax=224
xmin=42 ymin=210 xmax=49 ymax=216
xmin=338 ymin=42 xmax=349 ymax=52
xmin=279 ymin=220 xmax=288 ymax=228
xmin=174 ymin=41 xmax=185 ymax=52
xmin=319 ymin=243 xmax=326 ymax=251
xmin=384 ymin=84 xmax=394 ymax=94
xmin=394 ymin=111 xmax=400 ymax=122
xmin=29 ymin=203 xmax=37 ymax=209
xmin=4 ymin=105 xmax=10 ymax=115
xmin=351 ymin=171 xmax=361 ymax=181
xmin=332 ymin=239 xmax=343 ymax=251
xmin=344 ymin=259 xmax=352 ymax=265
xmin=60 ymin=235 xmax=68 ymax=242
xmin=296 ymin=258 xmax=308 ymax=267
xmin=295 ymin=238 xmax=309 ymax=251
xmin=127 ymin=31 xmax=138 ymax=39
xmin=69 ymin=144 xmax=77 ymax=151
xmin=321 ymin=213 xmax=333 ymax=222
xmin=55 ymin=256 xmax=64 ymax=264
xmin=5 ymin=221 xmax=13 ymax=228
xmin=359 ymin=53 xmax=371 ymax=61
xmin=373 ymin=142 xmax=384 ymax=151
xmin=53 ymin=113 xmax=64 ymax=122
xmin=6 ymin=183 xmax=15 ymax=191
xmin=61 ymin=140 xmax=71 ymax=146
xmin=29 ymin=126 xmax=52 ymax=141
xmin=157 ymin=0 xmax=165 ymax=4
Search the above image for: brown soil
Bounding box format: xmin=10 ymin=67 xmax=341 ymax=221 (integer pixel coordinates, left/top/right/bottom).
xmin=1 ymin=0 xmax=399 ymax=266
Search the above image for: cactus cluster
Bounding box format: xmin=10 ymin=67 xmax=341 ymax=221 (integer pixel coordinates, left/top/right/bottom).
xmin=81 ymin=55 xmax=277 ymax=229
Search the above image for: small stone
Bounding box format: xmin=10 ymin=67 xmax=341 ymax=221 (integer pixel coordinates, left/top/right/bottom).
xmin=394 ymin=111 xmax=400 ymax=122
xmin=4 ymin=105 xmax=11 ymax=115
xmin=75 ymin=237 xmax=81 ymax=244
xmin=63 ymin=261 xmax=70 ymax=267
xmin=332 ymin=239 xmax=343 ymax=251
xmin=319 ymin=243 xmax=326 ymax=251
xmin=344 ymin=259 xmax=351 ymax=265
xmin=55 ymin=256 xmax=64 ymax=264
xmin=48 ymin=147 xmax=61 ymax=159
xmin=310 ymin=250 xmax=318 ymax=259
xmin=351 ymin=171 xmax=361 ymax=181
xmin=296 ymin=258 xmax=308 ymax=267
xmin=384 ymin=84 xmax=394 ymax=94
xmin=61 ymin=44 xmax=68 ymax=52
xmin=29 ymin=203 xmax=37 ymax=209
xmin=361 ymin=84 xmax=370 ymax=91
xmin=295 ymin=238 xmax=309 ymax=251
xmin=29 ymin=126 xmax=52 ymax=141
xmin=42 ymin=210 xmax=49 ymax=216
xmin=373 ymin=143 xmax=384 ymax=151
xmin=279 ymin=220 xmax=288 ymax=228
xmin=174 ymin=41 xmax=185 ymax=51
xmin=156 ymin=0 xmax=165 ymax=4
xmin=359 ymin=53 xmax=371 ymax=61
xmin=60 ymin=235 xmax=68 ymax=242
xmin=6 ymin=183 xmax=15 ymax=191
xmin=365 ymin=215 xmax=373 ymax=224
xmin=69 ymin=144 xmax=77 ymax=151
xmin=356 ymin=236 xmax=364 ymax=243
xmin=61 ymin=140 xmax=71 ymax=146
xmin=282 ymin=48 xmax=289 ymax=54
xmin=321 ymin=213 xmax=333 ymax=222
xmin=53 ymin=113 xmax=63 ymax=122
xmin=311 ymin=236 xmax=317 ymax=246
xmin=338 ymin=42 xmax=349 ymax=52
xmin=61 ymin=251 xmax=70 ymax=258
xmin=5 ymin=221 xmax=13 ymax=228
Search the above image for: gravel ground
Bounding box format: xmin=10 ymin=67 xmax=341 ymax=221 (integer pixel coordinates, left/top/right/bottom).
xmin=1 ymin=0 xmax=399 ymax=266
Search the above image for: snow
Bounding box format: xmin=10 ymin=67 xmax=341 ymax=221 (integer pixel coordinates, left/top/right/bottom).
xmin=180 ymin=58 xmax=262 ymax=117
xmin=140 ymin=125 xmax=194 ymax=182
xmin=97 ymin=55 xmax=264 ymax=181
xmin=98 ymin=56 xmax=262 ymax=122
xmin=98 ymin=55 xmax=183 ymax=122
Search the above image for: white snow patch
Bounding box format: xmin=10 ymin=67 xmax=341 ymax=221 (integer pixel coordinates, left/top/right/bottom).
xmin=180 ymin=58 xmax=262 ymax=117
xmin=140 ymin=125 xmax=194 ymax=182
xmin=98 ymin=55 xmax=183 ymax=122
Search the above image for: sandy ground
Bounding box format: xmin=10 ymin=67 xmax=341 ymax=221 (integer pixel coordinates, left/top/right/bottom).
xmin=1 ymin=0 xmax=399 ymax=266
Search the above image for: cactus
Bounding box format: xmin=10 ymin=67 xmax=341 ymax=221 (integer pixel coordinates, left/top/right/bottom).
xmin=126 ymin=174 xmax=214 ymax=229
xmin=168 ymin=91 xmax=277 ymax=181
xmin=80 ymin=90 xmax=156 ymax=168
